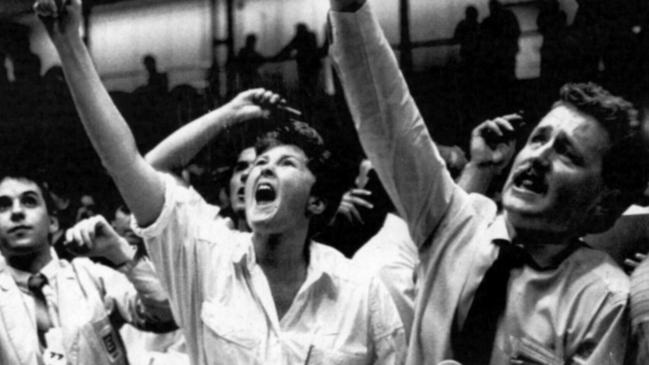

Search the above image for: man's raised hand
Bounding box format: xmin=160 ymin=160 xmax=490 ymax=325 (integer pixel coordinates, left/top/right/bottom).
xmin=470 ymin=114 xmax=520 ymax=175
xmin=34 ymin=0 xmax=82 ymax=41
xmin=223 ymin=88 xmax=286 ymax=125
xmin=64 ymin=215 xmax=135 ymax=266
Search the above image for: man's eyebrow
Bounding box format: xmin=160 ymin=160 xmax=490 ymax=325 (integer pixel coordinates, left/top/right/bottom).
xmin=18 ymin=190 xmax=41 ymax=198
xmin=556 ymin=131 xmax=586 ymax=161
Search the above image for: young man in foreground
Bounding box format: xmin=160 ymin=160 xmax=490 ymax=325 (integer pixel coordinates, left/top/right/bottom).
xmin=35 ymin=1 xmax=406 ymax=364
xmin=0 ymin=167 xmax=174 ymax=365
xmin=328 ymin=0 xmax=649 ymax=364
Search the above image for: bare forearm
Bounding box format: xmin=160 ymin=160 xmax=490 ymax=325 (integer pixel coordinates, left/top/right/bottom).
xmin=52 ymin=35 xmax=163 ymax=225
xmin=457 ymin=162 xmax=496 ymax=195
xmin=145 ymin=107 xmax=235 ymax=171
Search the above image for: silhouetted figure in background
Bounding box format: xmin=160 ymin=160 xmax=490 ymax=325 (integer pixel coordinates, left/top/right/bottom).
xmin=237 ymin=34 xmax=267 ymax=89
xmin=0 ymin=52 xmax=9 ymax=119
xmin=453 ymin=6 xmax=481 ymax=124
xmin=632 ymin=7 xmax=649 ymax=99
xmin=0 ymin=52 xmax=8 ymax=92
xmin=142 ymin=54 xmax=168 ymax=95
xmin=274 ymin=23 xmax=321 ymax=97
xmin=566 ymin=0 xmax=637 ymax=91
xmin=477 ymin=0 xmax=521 ymax=115
xmin=537 ymin=0 xmax=568 ymax=101
xmin=7 ymin=51 xmax=42 ymax=132
xmin=454 ymin=6 xmax=480 ymax=73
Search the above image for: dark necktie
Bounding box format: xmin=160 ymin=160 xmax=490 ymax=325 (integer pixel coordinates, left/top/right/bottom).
xmin=452 ymin=240 xmax=527 ymax=365
xmin=28 ymin=273 xmax=52 ymax=347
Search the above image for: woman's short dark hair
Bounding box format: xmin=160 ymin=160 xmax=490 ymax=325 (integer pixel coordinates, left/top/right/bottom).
xmin=255 ymin=121 xmax=346 ymax=235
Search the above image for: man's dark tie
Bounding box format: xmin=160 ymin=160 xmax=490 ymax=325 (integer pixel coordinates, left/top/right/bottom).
xmin=28 ymin=273 xmax=52 ymax=347
xmin=452 ymin=240 xmax=527 ymax=365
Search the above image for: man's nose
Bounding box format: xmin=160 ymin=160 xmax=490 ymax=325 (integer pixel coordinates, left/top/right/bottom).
xmin=260 ymin=165 xmax=274 ymax=177
xmin=241 ymin=167 xmax=252 ymax=183
xmin=529 ymin=141 xmax=552 ymax=168
xmin=10 ymin=201 xmax=25 ymax=221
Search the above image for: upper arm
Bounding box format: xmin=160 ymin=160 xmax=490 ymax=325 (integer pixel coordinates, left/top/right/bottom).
xmin=111 ymin=156 xmax=166 ymax=227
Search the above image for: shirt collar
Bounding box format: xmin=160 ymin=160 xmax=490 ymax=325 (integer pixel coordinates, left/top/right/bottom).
xmin=490 ymin=215 xmax=581 ymax=270
xmin=488 ymin=215 xmax=512 ymax=244
xmin=7 ymin=248 xmax=60 ymax=293
xmin=301 ymin=244 xmax=337 ymax=297
xmin=232 ymin=235 xmax=256 ymax=269
xmin=232 ymin=240 xmax=337 ymax=297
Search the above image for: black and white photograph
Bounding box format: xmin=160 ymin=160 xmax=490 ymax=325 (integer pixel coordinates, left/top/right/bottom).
xmin=0 ymin=0 xmax=648 ymax=364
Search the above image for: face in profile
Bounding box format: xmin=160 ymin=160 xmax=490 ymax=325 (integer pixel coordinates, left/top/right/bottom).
xmin=112 ymin=207 xmax=141 ymax=247
xmin=229 ymin=147 xmax=257 ymax=216
xmin=0 ymin=177 xmax=55 ymax=257
xmin=245 ymin=145 xmax=317 ymax=234
xmin=502 ymin=104 xmax=610 ymax=234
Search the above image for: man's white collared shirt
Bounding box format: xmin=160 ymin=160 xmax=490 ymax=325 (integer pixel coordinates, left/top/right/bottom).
xmin=133 ymin=174 xmax=406 ymax=365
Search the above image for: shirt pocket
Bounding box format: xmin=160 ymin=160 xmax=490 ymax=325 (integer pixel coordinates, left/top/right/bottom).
xmin=305 ymin=332 xmax=369 ymax=365
xmin=509 ymin=336 xmax=564 ymax=365
xmin=200 ymin=300 xmax=261 ymax=360
xmin=305 ymin=346 xmax=368 ymax=365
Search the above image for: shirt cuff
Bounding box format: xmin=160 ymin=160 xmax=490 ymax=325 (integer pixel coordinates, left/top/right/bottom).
xmin=329 ymin=0 xmax=375 ymax=44
xmin=330 ymin=0 xmax=366 ymax=13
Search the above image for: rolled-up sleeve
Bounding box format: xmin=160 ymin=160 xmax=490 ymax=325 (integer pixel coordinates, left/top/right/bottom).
xmin=78 ymin=258 xmax=175 ymax=332
xmin=131 ymin=174 xmax=200 ymax=324
xmin=329 ymin=3 xmax=456 ymax=246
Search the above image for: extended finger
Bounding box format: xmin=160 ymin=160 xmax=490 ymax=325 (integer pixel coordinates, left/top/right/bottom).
xmin=348 ymin=205 xmax=364 ymax=224
xmin=349 ymin=188 xmax=372 ymax=196
xmin=269 ymin=93 xmax=281 ymax=105
xmin=625 ymin=258 xmax=640 ymax=270
xmin=347 ymin=195 xmax=374 ymax=209
xmin=492 ymin=117 xmax=515 ymax=133
xmin=79 ymin=219 xmax=94 ymax=247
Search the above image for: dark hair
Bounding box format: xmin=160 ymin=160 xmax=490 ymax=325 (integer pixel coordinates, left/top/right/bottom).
xmin=557 ymin=83 xmax=649 ymax=197
xmin=0 ymin=164 xmax=55 ymax=216
xmin=255 ymin=121 xmax=345 ymax=235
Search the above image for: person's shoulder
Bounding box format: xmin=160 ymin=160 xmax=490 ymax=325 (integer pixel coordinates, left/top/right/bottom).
xmin=311 ymin=243 xmax=372 ymax=286
xmin=195 ymin=214 xmax=250 ymax=245
xmin=567 ymin=246 xmax=629 ymax=299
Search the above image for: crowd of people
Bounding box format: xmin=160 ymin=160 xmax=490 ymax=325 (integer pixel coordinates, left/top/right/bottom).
xmin=2 ymin=0 xmax=649 ymax=364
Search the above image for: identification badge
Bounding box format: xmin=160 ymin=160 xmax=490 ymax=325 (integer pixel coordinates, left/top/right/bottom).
xmin=92 ymin=318 xmax=124 ymax=363
xmin=43 ymin=328 xmax=67 ymax=365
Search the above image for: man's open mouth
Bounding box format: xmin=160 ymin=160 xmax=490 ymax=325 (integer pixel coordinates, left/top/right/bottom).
xmin=513 ymin=166 xmax=548 ymax=194
xmin=255 ymin=183 xmax=277 ymax=204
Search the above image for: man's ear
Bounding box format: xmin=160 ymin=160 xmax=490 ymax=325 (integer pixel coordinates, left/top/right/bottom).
xmin=307 ymin=196 xmax=326 ymax=216
xmin=584 ymin=188 xmax=626 ymax=234
xmin=49 ymin=215 xmax=60 ymax=235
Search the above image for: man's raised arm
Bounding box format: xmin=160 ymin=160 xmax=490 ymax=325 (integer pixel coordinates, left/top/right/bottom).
xmin=328 ymin=0 xmax=455 ymax=245
xmin=35 ymin=0 xmax=163 ymax=226
xmin=145 ymin=89 xmax=283 ymax=173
